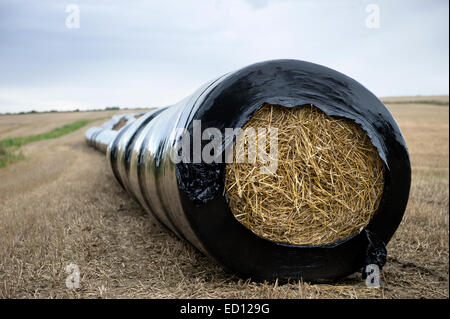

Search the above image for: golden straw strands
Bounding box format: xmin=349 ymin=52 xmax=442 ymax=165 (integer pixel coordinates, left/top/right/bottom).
xmin=225 ymin=104 xmax=385 ymax=245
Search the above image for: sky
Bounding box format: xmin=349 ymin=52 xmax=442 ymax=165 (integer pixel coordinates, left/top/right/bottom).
xmin=0 ymin=0 xmax=448 ymax=113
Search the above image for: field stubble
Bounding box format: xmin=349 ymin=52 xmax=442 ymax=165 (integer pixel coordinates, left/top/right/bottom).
xmin=0 ymin=99 xmax=448 ymax=298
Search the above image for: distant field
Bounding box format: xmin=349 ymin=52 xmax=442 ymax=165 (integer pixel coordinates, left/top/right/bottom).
xmin=0 ymin=110 xmax=131 ymax=140
xmin=381 ymin=95 xmax=449 ymax=105
xmin=0 ymin=98 xmax=448 ymax=298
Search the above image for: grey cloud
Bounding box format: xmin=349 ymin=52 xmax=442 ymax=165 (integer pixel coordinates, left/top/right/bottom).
xmin=0 ymin=0 xmax=448 ymax=113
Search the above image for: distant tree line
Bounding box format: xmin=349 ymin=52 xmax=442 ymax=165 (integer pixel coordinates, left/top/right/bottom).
xmin=0 ymin=106 xmax=151 ymax=116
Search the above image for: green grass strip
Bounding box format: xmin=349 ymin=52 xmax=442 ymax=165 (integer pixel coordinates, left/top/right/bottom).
xmin=1 ymin=119 xmax=92 ymax=148
xmin=0 ymin=146 xmax=25 ymax=168
xmin=0 ymin=119 xmax=97 ymax=168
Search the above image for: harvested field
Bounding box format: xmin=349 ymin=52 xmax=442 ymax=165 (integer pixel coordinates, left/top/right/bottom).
xmin=0 ymin=97 xmax=448 ymax=298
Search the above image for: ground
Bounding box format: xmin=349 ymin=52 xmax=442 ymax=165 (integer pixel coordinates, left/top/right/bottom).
xmin=0 ymin=97 xmax=448 ymax=298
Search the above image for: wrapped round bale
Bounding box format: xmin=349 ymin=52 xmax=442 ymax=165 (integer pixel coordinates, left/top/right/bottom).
xmin=86 ymin=59 xmax=411 ymax=281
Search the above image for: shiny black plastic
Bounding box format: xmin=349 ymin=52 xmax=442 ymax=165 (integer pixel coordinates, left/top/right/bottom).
xmin=87 ymin=59 xmax=411 ymax=281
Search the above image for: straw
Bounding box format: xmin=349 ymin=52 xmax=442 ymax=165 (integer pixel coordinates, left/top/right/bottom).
xmin=225 ymin=104 xmax=385 ymax=245
xmin=113 ymin=118 xmax=128 ymax=131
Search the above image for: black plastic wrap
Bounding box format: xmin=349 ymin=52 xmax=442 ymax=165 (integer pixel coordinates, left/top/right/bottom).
xmin=86 ymin=59 xmax=411 ymax=281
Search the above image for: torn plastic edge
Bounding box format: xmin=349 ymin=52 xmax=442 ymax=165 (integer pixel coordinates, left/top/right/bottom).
xmin=216 ymin=100 xmax=390 ymax=249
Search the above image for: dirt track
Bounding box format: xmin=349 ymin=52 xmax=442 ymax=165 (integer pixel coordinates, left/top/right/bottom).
xmin=0 ymin=99 xmax=448 ymax=298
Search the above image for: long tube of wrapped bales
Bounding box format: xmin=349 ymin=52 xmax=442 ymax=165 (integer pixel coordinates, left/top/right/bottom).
xmin=85 ymin=59 xmax=411 ymax=281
